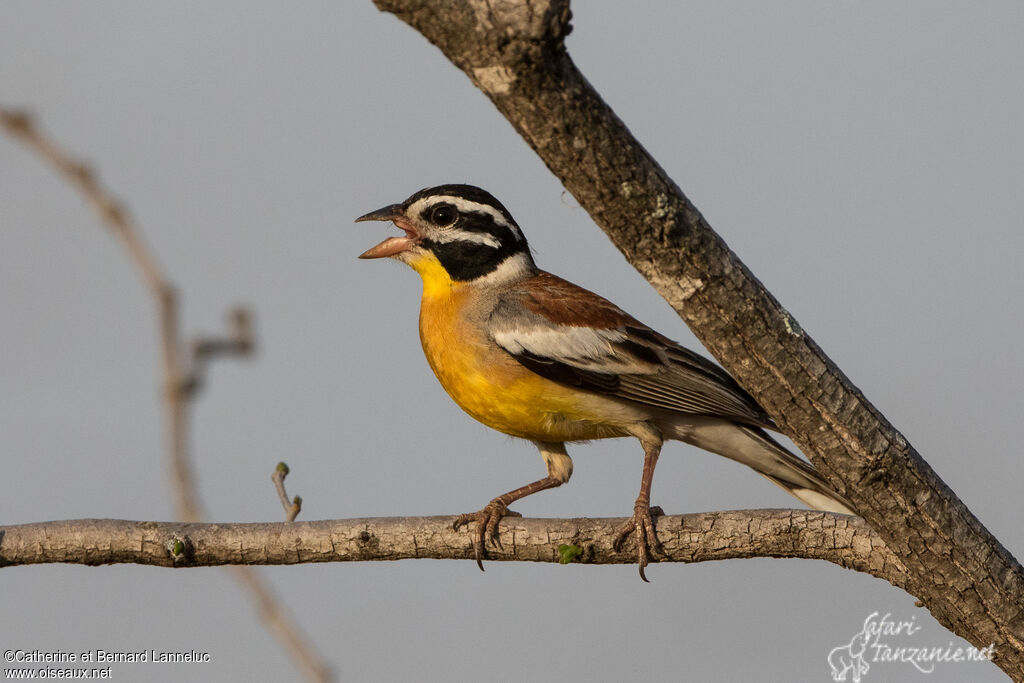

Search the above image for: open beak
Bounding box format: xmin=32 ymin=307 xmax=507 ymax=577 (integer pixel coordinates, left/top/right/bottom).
xmin=354 ymin=204 xmax=420 ymax=259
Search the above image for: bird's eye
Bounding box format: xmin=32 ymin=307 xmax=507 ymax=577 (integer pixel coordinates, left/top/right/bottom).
xmin=431 ymin=204 xmax=457 ymax=226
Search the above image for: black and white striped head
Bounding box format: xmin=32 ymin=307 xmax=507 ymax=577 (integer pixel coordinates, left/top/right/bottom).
xmin=356 ymin=184 xmax=536 ymax=284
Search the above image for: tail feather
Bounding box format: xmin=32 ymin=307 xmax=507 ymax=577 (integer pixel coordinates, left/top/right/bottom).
xmin=662 ymin=417 xmax=856 ymax=515
xmin=758 ymin=473 xmax=856 ymax=515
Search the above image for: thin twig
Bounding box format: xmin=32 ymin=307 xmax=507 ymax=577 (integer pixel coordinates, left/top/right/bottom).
xmin=272 ymin=462 xmax=303 ymax=522
xmin=187 ymin=308 xmax=255 ymax=396
xmin=1 ymin=107 xmax=331 ymax=683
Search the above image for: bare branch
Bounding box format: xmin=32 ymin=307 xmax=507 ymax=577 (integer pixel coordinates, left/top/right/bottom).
xmin=224 ymin=566 xmax=330 ymax=682
xmin=1 ymin=107 xmax=198 ymax=517
xmin=1 ymin=107 xmax=329 ymax=683
xmin=369 ymin=2 xmax=1024 ymax=677
xmin=0 ymin=511 xmax=909 ymax=585
xmin=0 ymin=110 xmax=165 ymax=295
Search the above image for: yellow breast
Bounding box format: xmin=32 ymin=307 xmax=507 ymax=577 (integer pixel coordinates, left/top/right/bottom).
xmin=410 ymin=252 xmax=636 ymax=442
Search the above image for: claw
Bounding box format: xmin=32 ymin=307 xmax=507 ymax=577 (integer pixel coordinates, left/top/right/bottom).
xmin=614 ymin=504 xmax=667 ymax=581
xmin=453 ymin=500 xmax=522 ymax=571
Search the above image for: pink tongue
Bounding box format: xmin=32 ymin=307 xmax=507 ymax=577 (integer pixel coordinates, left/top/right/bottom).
xmin=358 ymin=236 xmax=413 ymax=259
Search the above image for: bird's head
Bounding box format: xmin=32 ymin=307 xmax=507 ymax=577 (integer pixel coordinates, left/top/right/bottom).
xmin=356 ymin=184 xmax=536 ymax=285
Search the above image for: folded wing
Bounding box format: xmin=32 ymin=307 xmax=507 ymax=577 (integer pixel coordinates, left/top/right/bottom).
xmin=488 ymin=271 xmax=774 ymax=429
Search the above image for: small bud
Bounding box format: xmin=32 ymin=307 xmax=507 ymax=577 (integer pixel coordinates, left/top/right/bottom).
xmin=557 ymin=544 xmax=583 ymax=564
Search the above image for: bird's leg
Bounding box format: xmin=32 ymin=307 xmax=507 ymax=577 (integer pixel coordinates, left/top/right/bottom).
xmin=453 ymin=476 xmax=562 ymax=571
xmin=454 ymin=441 xmax=572 ymax=571
xmin=614 ymin=436 xmax=668 ymax=581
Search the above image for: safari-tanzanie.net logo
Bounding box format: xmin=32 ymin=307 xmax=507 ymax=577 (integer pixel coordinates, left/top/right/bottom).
xmin=827 ymin=611 xmax=995 ymax=681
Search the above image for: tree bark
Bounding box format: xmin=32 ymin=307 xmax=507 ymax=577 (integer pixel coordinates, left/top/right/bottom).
xmin=0 ymin=512 xmax=907 ymax=584
xmin=371 ymin=0 xmax=1024 ymax=678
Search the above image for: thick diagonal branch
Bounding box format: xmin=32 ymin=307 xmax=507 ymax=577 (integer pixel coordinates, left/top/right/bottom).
xmin=371 ymin=1 xmax=1024 ymax=678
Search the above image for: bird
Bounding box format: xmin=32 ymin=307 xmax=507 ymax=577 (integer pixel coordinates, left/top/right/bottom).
xmin=356 ymin=184 xmax=855 ymax=580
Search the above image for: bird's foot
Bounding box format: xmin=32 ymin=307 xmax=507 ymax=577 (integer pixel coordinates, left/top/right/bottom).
xmin=453 ymin=499 xmax=522 ymax=571
xmin=613 ymin=504 xmax=668 ymax=582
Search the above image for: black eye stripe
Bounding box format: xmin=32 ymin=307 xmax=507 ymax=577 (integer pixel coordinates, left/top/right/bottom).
xmin=419 ymin=205 xmax=511 ymax=232
xmin=418 ymin=207 xmax=518 ymax=245
xmin=454 ymin=211 xmax=516 ymax=238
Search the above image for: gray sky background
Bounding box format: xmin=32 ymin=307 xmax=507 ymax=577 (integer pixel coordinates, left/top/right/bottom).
xmin=2 ymin=3 xmax=1022 ymax=681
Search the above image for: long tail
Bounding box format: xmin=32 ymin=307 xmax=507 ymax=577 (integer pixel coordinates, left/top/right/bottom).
xmin=665 ymin=418 xmax=856 ymax=515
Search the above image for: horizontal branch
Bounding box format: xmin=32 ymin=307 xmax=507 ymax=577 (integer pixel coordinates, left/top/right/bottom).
xmin=0 ymin=511 xmax=907 ymax=586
